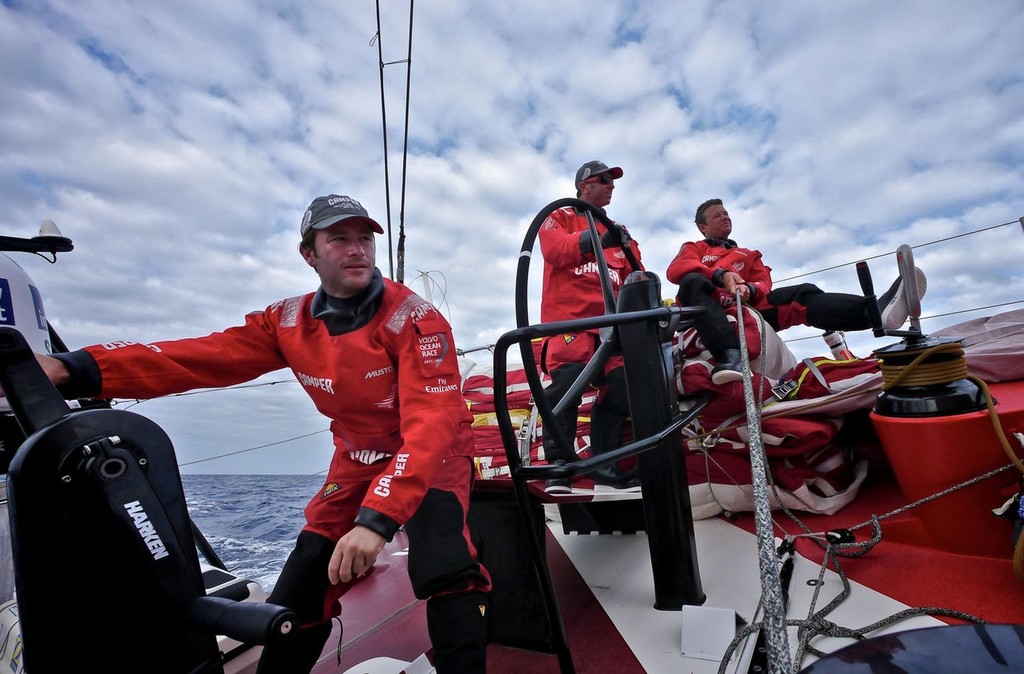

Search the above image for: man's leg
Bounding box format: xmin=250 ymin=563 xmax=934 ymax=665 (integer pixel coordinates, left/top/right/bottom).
xmin=677 ymin=273 xmax=742 ymax=383
xmin=770 ymin=273 xmax=927 ymax=333
xmin=426 ymin=591 xmax=491 ymax=673
xmin=541 ymin=360 xmax=587 ymax=465
xmin=406 ymin=458 xmax=491 ymax=674
xmin=588 ymin=366 xmax=638 ymax=487
xmin=805 ymin=292 xmax=872 ymax=331
xmin=256 ymin=531 xmax=339 ymax=674
xmin=540 ymin=333 xmax=597 ymax=492
xmin=767 ymin=283 xmax=868 ymax=331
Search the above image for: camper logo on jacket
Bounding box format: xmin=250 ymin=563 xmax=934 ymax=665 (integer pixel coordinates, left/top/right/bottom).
xmin=296 ymin=371 xmax=335 ymax=394
xmin=373 ymin=452 xmax=410 ymax=497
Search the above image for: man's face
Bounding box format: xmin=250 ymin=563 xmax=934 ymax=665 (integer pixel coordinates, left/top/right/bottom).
xmin=301 ymin=219 xmax=377 ymax=297
xmin=699 ymin=204 xmax=732 ymax=240
xmin=579 ymin=173 xmax=615 ymax=208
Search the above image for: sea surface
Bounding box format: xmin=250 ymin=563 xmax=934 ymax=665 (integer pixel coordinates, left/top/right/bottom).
xmin=183 ymin=474 xmax=324 ymax=592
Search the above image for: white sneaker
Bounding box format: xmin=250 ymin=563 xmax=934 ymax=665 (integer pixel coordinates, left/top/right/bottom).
xmin=544 ymin=477 xmax=572 ymax=495
xmin=878 ymin=268 xmax=927 ymax=330
xmin=711 ymin=365 xmax=744 ymax=385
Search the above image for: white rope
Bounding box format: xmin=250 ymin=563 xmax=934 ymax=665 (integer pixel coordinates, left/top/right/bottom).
xmin=732 ymin=291 xmax=793 ymax=673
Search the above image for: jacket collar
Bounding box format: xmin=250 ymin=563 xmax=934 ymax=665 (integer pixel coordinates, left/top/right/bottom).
xmin=310 ymin=269 xmax=385 ymax=335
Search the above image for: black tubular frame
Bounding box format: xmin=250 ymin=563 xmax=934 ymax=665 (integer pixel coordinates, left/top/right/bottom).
xmin=491 ymin=198 xmax=709 ymax=673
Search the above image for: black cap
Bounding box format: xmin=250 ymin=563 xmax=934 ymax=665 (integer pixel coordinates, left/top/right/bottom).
xmin=574 ymin=161 xmax=623 ymax=190
xmin=300 ymin=195 xmax=383 ymax=239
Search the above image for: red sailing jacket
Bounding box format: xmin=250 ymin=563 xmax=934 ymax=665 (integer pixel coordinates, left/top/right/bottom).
xmin=83 ymin=279 xmax=474 ymax=537
xmin=538 ymin=205 xmax=644 ymax=324
xmin=666 ymin=238 xmax=774 ymax=311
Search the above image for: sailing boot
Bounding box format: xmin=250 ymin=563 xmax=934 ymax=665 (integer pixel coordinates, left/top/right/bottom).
xmin=541 ymin=394 xmax=581 ymax=494
xmin=588 ymin=394 xmax=639 ymax=489
xmin=878 ymin=268 xmax=928 ymax=330
xmin=590 ymin=463 xmax=640 ymax=488
xmin=426 ymin=591 xmax=490 ymax=674
xmin=543 ymin=459 xmax=573 ymax=494
xmin=711 ymin=348 xmax=744 ymax=385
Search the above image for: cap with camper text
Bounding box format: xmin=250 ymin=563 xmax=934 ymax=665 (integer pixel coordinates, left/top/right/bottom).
xmin=300 ymin=195 xmax=384 ymax=239
xmin=574 ymin=161 xmax=623 ymax=190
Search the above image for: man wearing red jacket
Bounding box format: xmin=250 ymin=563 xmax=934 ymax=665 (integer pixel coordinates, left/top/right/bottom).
xmin=35 ymin=194 xmax=491 ymax=673
xmin=537 ymin=160 xmax=644 ymax=493
xmin=667 ymin=198 xmax=926 ymax=383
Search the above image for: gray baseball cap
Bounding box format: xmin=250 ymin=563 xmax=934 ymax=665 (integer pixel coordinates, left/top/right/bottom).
xmin=574 ymin=161 xmax=623 ymax=190
xmin=300 ymin=194 xmax=383 ymax=239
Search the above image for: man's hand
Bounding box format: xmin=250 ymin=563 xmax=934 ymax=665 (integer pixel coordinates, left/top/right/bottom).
xmin=36 ymin=354 xmax=71 ymax=386
xmin=600 ymin=222 xmax=631 ymax=249
xmin=721 ymin=271 xmax=751 ymax=303
xmin=0 ymin=354 xmax=70 ymax=399
xmin=328 ymin=525 xmax=386 ymax=585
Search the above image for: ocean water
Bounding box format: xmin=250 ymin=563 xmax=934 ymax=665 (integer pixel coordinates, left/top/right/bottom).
xmin=182 ymin=474 xmax=325 ymax=592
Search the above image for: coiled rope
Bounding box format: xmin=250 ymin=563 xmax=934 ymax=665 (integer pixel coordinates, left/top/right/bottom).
xmin=877 ymin=341 xmax=969 ymax=389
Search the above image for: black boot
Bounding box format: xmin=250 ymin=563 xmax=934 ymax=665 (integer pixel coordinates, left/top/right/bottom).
xmin=427 ymin=591 xmax=490 ymax=673
xmin=544 ymin=459 xmax=573 ymax=494
xmin=711 ymin=348 xmax=743 ymax=384
xmin=588 ymin=390 xmax=638 ymax=489
xmin=590 ymin=464 xmax=640 ymax=488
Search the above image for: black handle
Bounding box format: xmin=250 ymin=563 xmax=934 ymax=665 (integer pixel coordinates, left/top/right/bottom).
xmin=856 ymin=261 xmax=885 ymax=337
xmin=186 ymin=595 xmax=296 ymax=646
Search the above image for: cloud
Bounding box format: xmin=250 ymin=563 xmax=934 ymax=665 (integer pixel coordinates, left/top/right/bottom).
xmin=2 ymin=1 xmax=1023 ymax=473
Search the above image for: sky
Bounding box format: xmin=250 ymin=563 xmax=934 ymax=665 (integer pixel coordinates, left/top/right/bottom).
xmin=2 ymin=0 xmax=1023 ymax=475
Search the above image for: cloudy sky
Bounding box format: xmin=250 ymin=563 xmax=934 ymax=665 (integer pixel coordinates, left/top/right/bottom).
xmin=3 ymin=1 xmax=1023 ymax=475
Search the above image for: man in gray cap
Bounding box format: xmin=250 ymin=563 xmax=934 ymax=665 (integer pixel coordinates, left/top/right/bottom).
xmin=32 ymin=194 xmax=492 ymax=673
xmin=537 ymin=161 xmax=643 ymax=493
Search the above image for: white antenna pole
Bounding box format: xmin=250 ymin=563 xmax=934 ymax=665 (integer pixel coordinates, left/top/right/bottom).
xmin=419 ymin=271 xmax=432 ymax=303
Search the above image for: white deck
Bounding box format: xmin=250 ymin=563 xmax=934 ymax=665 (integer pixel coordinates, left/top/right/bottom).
xmin=550 ymin=513 xmax=942 ymax=673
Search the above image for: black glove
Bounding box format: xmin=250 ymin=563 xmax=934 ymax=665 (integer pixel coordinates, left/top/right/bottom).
xmin=600 ymin=222 xmax=630 ymax=248
xmin=580 ymin=223 xmax=631 ymax=256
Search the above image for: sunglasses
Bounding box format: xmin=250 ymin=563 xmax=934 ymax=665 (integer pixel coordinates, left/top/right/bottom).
xmin=586 ymin=174 xmax=615 ymax=186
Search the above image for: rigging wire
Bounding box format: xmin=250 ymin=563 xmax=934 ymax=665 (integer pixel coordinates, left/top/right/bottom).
xmin=142 ymin=208 xmax=1017 ymax=470
xmin=783 ymin=298 xmax=1024 ymax=345
xmin=177 ymin=428 xmax=331 ymax=468
xmin=773 ymin=217 xmax=1023 ymax=284
xmin=754 ymin=217 xmax=1024 ymax=348
xmin=114 ymin=379 xmax=331 ymax=470
xmin=397 ymin=0 xmax=414 ymax=285
xmin=373 ymin=0 xmax=415 ymax=284
xmin=372 ymin=4 xmax=394 ymax=281
xmin=181 ymin=4 xmax=418 ymax=471
xmin=116 ymin=378 xmax=301 ymax=408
